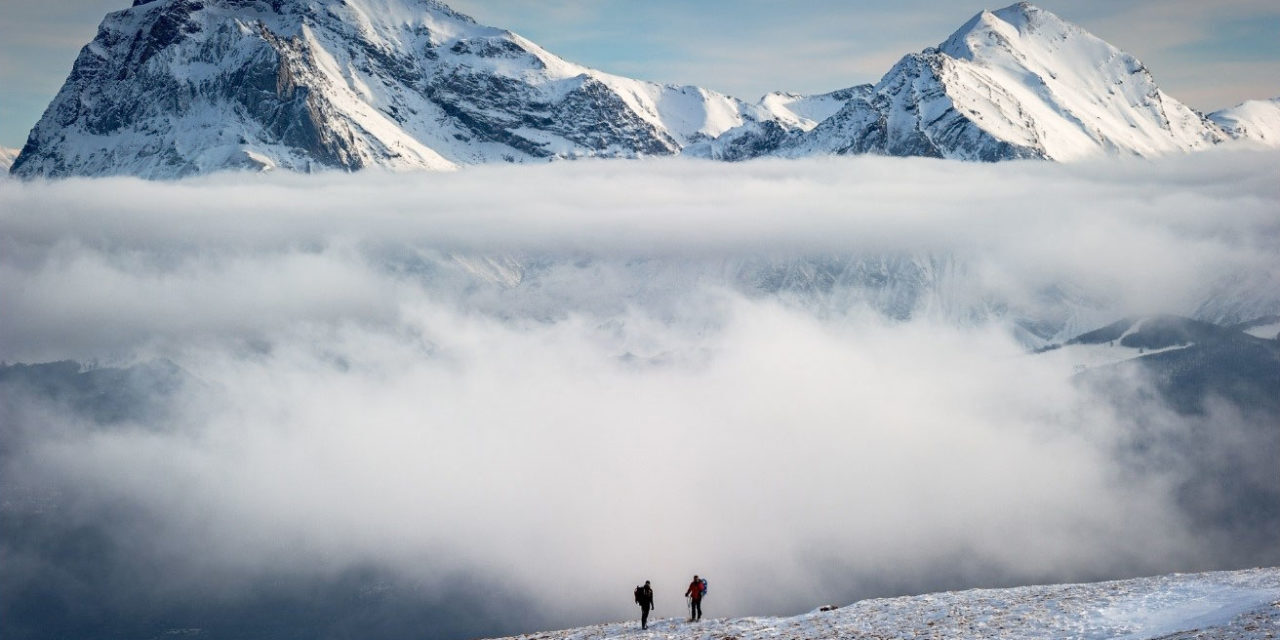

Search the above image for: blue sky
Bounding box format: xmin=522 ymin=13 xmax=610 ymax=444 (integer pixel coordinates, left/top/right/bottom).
xmin=1 ymin=0 xmax=1277 ymax=149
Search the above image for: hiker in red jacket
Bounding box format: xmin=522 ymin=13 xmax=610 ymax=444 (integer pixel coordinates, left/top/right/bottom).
xmin=684 ymin=575 xmax=705 ymax=621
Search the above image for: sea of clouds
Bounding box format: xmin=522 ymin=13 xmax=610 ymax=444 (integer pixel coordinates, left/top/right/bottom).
xmin=1 ymin=151 xmax=1278 ymax=638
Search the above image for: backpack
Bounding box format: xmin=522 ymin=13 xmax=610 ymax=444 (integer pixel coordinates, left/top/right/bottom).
xmin=634 ymin=586 xmax=642 ymax=604
xmin=700 ymin=578 xmax=708 ymax=597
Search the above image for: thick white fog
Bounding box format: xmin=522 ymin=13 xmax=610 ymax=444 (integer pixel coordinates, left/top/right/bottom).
xmin=1 ymin=152 xmax=1278 ymax=629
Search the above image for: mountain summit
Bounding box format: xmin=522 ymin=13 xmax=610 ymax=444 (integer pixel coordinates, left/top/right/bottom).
xmin=10 ymin=0 xmax=762 ymax=178
xmin=931 ymin=2 xmax=1222 ymax=159
xmin=10 ymin=1 xmax=1277 ymax=178
xmin=706 ymin=2 xmax=1231 ymax=161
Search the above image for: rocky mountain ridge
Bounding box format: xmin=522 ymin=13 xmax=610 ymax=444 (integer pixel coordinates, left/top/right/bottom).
xmin=699 ymin=3 xmax=1270 ymax=161
xmin=10 ymin=0 xmax=1279 ymax=178
xmin=10 ymin=0 xmax=765 ymax=178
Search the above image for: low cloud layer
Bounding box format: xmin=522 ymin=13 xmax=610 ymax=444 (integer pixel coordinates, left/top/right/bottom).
xmin=1 ymin=153 xmax=1278 ymax=638
xmin=3 ymin=152 xmax=1278 ymax=361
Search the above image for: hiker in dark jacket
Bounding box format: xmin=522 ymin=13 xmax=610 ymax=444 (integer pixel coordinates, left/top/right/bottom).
xmin=685 ymin=575 xmax=704 ymax=621
xmin=634 ymin=580 xmax=655 ymax=629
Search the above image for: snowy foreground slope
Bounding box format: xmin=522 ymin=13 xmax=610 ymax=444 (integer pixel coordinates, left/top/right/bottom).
xmin=11 ymin=0 xmax=1278 ymax=178
xmin=497 ymin=569 xmax=1280 ymax=640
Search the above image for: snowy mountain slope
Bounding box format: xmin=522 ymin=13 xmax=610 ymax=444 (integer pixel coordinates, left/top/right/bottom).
xmin=928 ymin=3 xmax=1221 ymax=159
xmin=758 ymin=86 xmax=873 ymax=131
xmin=1068 ymin=315 xmax=1280 ymax=415
xmin=1031 ymin=314 xmax=1280 ymax=380
xmin=1035 ymin=316 xmax=1197 ymax=374
xmin=711 ymin=2 xmax=1225 ymax=162
xmin=10 ymin=0 xmax=764 ymax=178
xmin=492 ymin=568 xmax=1280 ymax=640
xmin=1210 ymin=98 xmax=1280 ymax=147
xmin=1066 ymin=315 xmax=1226 ymax=350
xmin=690 ymin=86 xmax=877 ymax=162
xmin=10 ymin=1 xmax=1263 ymax=177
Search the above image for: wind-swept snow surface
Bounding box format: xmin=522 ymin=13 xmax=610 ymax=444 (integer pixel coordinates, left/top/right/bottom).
xmin=495 ymin=569 xmax=1280 ymax=640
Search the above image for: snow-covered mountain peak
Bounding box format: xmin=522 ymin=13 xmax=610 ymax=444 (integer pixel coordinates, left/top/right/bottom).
xmin=11 ymin=0 xmax=764 ymax=178
xmin=698 ymin=2 xmax=1232 ymax=164
xmin=992 ymin=1 xmax=1041 ymax=26
xmin=925 ymin=2 xmax=1221 ymax=160
xmin=989 ymin=1 xmax=1072 ymax=37
xmin=11 ymin=0 xmax=1265 ymax=178
xmin=939 ymin=2 xmax=1076 ymax=61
